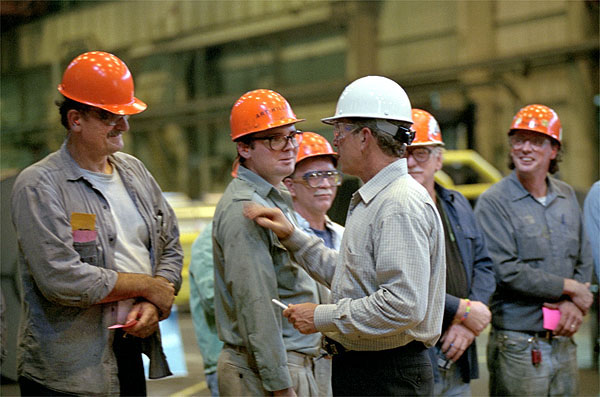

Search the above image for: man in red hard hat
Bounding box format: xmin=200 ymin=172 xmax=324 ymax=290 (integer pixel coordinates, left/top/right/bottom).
xmin=407 ymin=109 xmax=495 ymax=396
xmin=213 ymin=90 xmax=322 ymax=396
xmin=283 ymin=132 xmax=344 ymax=397
xmin=475 ymin=104 xmax=593 ymax=396
xmin=11 ymin=51 xmax=182 ymax=396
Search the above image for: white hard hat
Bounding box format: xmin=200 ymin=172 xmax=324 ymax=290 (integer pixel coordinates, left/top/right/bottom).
xmin=322 ymin=76 xmax=413 ymax=125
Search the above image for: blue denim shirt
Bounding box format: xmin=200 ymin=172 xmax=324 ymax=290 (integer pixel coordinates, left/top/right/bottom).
xmin=11 ymin=142 xmax=183 ymax=395
xmin=429 ymin=183 xmax=495 ymax=382
xmin=475 ymin=171 xmax=592 ymax=332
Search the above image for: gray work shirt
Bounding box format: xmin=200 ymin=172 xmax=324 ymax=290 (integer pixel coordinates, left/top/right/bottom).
xmin=474 ymin=171 xmax=592 ymax=331
xmin=284 ymin=159 xmax=446 ymax=351
xmin=10 ymin=142 xmax=183 ymax=395
xmin=212 ymin=165 xmax=321 ymax=392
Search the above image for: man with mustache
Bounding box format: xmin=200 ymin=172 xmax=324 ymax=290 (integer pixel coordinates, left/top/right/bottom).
xmin=406 ymin=109 xmax=495 ymax=396
xmin=10 ymin=51 xmax=182 ymax=396
xmin=283 ymin=132 xmax=345 ymax=397
xmin=213 ymin=90 xmax=322 ymax=397
xmin=475 ymin=104 xmax=593 ymax=396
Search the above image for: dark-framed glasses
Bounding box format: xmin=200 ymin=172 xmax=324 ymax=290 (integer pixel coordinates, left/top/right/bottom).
xmin=406 ymin=147 xmax=433 ymax=163
xmin=293 ymin=170 xmax=342 ymax=188
xmin=87 ymin=108 xmax=129 ymax=126
xmin=252 ymin=130 xmax=303 ymax=151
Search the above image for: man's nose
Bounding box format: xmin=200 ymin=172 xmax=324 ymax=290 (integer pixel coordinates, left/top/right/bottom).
xmin=406 ymin=154 xmax=417 ymax=168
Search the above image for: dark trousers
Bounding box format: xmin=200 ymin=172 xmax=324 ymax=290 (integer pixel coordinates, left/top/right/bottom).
xmin=20 ymin=330 xmax=146 ymax=396
xmin=331 ymin=341 xmax=433 ymax=396
xmin=113 ymin=329 xmax=147 ymax=397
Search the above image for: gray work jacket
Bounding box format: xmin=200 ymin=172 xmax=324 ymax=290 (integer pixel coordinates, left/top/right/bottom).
xmin=475 ymin=171 xmax=592 ymax=331
xmin=11 ymin=142 xmax=183 ymax=395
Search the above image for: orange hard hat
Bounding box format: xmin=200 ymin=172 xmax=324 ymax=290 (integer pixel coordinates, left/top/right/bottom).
xmin=230 ymin=89 xmax=304 ymax=141
xmin=409 ymin=109 xmax=444 ymax=146
xmin=58 ymin=51 xmax=146 ymax=115
xmin=509 ymin=104 xmax=562 ymax=145
xmin=296 ymin=132 xmax=337 ymax=165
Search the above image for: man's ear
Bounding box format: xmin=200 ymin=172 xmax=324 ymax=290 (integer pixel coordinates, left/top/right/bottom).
xmin=237 ymin=141 xmax=251 ymax=160
xmin=283 ymin=177 xmax=296 ymax=196
xmin=67 ymin=109 xmax=82 ymax=131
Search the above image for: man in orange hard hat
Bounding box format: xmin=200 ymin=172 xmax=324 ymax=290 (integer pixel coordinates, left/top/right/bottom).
xmin=283 ymin=132 xmax=344 ymax=397
xmin=213 ymin=90 xmax=322 ymax=396
xmin=475 ymin=104 xmax=593 ymax=396
xmin=407 ymin=109 xmax=495 ymax=396
xmin=10 ymin=51 xmax=182 ymax=396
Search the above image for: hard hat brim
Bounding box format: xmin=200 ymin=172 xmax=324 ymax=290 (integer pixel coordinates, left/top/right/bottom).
xmin=59 ymin=84 xmax=147 ymax=115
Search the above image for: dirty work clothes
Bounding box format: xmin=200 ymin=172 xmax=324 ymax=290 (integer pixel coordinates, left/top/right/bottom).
xmin=213 ymin=165 xmax=321 ymax=393
xmin=11 ymin=142 xmax=183 ymax=395
xmin=474 ymin=171 xmax=592 ymax=332
xmin=475 ymin=171 xmax=592 ymax=396
xmin=487 ymin=329 xmax=578 ymax=396
xmin=218 ymin=345 xmax=319 ymax=397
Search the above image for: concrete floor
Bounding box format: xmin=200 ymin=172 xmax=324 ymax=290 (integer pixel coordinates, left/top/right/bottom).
xmin=2 ymin=307 xmax=598 ymax=397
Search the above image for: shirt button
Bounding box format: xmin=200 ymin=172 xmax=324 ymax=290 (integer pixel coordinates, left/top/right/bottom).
xmin=103 ymin=205 xmax=108 ymax=210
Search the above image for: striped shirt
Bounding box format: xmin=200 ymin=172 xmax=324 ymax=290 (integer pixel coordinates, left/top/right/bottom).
xmin=284 ymin=158 xmax=446 ymax=351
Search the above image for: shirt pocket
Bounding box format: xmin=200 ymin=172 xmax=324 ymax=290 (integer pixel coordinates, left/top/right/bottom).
xmin=73 ymin=241 xmax=99 ymax=266
xmin=515 ymin=229 xmax=545 ymax=262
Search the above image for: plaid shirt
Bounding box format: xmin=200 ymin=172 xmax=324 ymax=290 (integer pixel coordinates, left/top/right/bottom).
xmin=285 ymin=159 xmax=446 ymax=351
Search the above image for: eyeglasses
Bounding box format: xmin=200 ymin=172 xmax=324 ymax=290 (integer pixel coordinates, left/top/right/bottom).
xmin=251 ymin=131 xmax=303 ymax=151
xmin=87 ymin=108 xmax=129 ymax=126
xmin=509 ymin=134 xmax=549 ymax=150
xmin=406 ymin=147 xmax=433 ymax=163
xmin=292 ymin=170 xmax=342 ymax=188
xmin=333 ymin=122 xmax=359 ymax=141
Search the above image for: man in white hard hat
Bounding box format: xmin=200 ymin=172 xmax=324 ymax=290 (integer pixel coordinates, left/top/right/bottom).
xmin=245 ymin=76 xmax=445 ymax=396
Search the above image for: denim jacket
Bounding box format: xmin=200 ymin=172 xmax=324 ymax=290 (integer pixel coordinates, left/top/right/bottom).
xmin=11 ymin=142 xmax=183 ymax=395
xmin=429 ymin=183 xmax=495 ymax=383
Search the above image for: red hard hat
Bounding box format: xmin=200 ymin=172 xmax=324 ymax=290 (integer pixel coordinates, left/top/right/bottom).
xmin=230 ymin=89 xmax=304 ymax=141
xmin=296 ymin=132 xmax=337 ymax=165
xmin=409 ymin=109 xmax=444 ymax=146
xmin=58 ymin=51 xmax=146 ymax=115
xmin=509 ymin=104 xmax=562 ymax=145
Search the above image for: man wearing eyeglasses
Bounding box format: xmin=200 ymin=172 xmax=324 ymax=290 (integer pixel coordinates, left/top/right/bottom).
xmin=406 ymin=109 xmax=495 ymax=396
xmin=213 ymin=89 xmax=323 ymax=397
xmin=283 ymin=131 xmax=344 ymax=397
xmin=474 ymin=105 xmax=593 ymax=396
xmin=10 ymin=52 xmax=182 ymax=396
xmin=244 ymin=76 xmax=446 ymax=396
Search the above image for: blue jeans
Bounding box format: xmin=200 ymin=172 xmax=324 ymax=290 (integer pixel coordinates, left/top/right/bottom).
xmin=432 ymin=346 xmax=471 ymax=397
xmin=205 ymin=372 xmax=219 ymax=397
xmin=487 ymin=328 xmax=578 ymax=397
